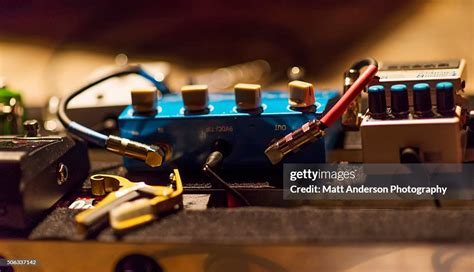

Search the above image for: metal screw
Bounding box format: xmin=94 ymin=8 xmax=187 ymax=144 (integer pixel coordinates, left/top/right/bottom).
xmin=23 ymin=119 xmax=40 ymax=137
xmin=169 ymin=173 xmax=176 ymax=189
xmin=57 ymin=163 xmax=69 ymax=185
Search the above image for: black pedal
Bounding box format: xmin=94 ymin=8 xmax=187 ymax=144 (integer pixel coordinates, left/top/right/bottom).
xmin=0 ymin=122 xmax=89 ymax=230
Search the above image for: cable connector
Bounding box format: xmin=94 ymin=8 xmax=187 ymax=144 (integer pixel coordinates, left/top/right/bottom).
xmin=204 ymin=151 xmax=224 ymax=169
xmin=264 ymin=58 xmax=379 ymax=165
xmin=265 ymin=120 xmax=325 ymax=164
xmin=202 ymin=147 xmax=251 ymax=206
xmin=105 ymin=135 xmax=167 ymax=167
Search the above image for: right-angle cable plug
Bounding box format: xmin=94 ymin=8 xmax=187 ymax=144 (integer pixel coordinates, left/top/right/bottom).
xmin=265 ymin=119 xmax=325 ymax=165
xmin=265 ymin=58 xmax=379 ymax=165
xmin=105 ymin=135 xmax=168 ymax=167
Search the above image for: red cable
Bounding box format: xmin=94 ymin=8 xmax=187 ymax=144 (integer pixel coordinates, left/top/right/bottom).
xmin=320 ymin=64 xmax=378 ymax=127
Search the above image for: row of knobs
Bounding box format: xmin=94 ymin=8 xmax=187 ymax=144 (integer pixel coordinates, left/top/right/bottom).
xmin=368 ymin=81 xmax=455 ymax=119
xmin=131 ymin=80 xmax=317 ymax=114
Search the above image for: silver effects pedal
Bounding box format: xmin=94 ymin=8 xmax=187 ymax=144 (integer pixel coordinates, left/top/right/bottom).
xmin=361 ymin=59 xmax=468 ymax=163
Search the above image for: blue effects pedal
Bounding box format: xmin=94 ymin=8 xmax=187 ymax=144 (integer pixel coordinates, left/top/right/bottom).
xmin=118 ymin=89 xmax=340 ymax=171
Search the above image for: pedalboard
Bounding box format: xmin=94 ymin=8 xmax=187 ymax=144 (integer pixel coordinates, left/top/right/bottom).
xmin=118 ymin=88 xmax=340 ymax=171
xmin=0 ymin=128 xmax=89 ymax=229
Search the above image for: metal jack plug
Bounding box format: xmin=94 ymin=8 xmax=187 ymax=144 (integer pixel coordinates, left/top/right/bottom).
xmin=265 ymin=119 xmax=325 ymax=164
xmin=265 ymin=58 xmax=379 ymax=165
xmin=106 ymin=135 xmax=167 ymax=167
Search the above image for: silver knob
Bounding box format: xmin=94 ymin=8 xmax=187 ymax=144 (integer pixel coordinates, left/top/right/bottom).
xmin=23 ymin=119 xmax=40 ymax=137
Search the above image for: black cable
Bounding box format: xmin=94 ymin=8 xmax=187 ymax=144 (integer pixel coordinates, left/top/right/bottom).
xmin=203 ymin=151 xmax=251 ymax=206
xmin=203 ymin=165 xmax=251 ymax=207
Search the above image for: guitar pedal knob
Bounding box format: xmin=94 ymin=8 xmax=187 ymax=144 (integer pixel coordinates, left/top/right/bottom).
xmin=288 ymin=80 xmax=315 ymax=108
xmin=181 ymin=85 xmax=209 ymax=112
xmin=367 ymin=85 xmax=386 ymax=119
xmin=390 ymin=84 xmax=409 ymax=118
xmin=131 ymin=88 xmax=157 ymax=114
xmin=436 ymin=82 xmax=455 ymax=115
xmin=413 ymin=83 xmax=433 ymax=117
xmin=234 ymin=83 xmax=262 ymax=111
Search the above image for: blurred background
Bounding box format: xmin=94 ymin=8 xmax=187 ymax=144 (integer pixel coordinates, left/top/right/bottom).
xmin=0 ymin=0 xmax=472 ymax=107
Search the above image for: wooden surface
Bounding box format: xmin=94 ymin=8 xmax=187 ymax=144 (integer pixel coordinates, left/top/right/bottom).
xmin=0 ymin=240 xmax=473 ymax=272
